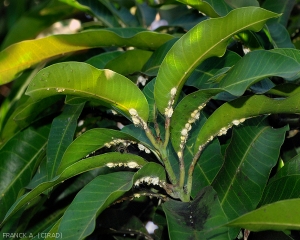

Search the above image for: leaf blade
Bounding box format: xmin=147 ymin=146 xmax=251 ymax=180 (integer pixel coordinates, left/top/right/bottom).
xmin=0 ymin=125 xmax=50 ymax=222
xmin=47 ymin=103 xmax=84 ymax=181
xmin=25 ymin=62 xmax=149 ymax=121
xmin=154 ymin=7 xmax=280 ymax=114
xmin=0 ymin=29 xmax=173 ymax=85
xmin=227 ymin=199 xmax=300 ymax=231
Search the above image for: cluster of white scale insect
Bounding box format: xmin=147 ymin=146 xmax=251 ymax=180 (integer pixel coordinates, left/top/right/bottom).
xmin=104 ymin=138 xmax=135 ymax=149
xmin=106 ymin=161 xmax=140 ymax=169
xmin=198 ymin=118 xmax=247 ymax=152
xmin=105 ymin=138 xmax=151 ymax=154
xmin=177 ymin=103 xmax=206 ymax=158
xmin=134 ymin=176 xmax=161 ymax=187
xmin=129 ymin=108 xmax=147 ymax=129
xmin=164 ymin=87 xmax=177 ymax=118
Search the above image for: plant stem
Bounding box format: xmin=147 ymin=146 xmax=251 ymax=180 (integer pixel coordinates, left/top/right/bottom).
xmin=153 ymin=105 xmax=161 ymax=138
xmin=186 ymin=144 xmax=206 ymax=196
xmin=163 ymin=116 xmax=170 ymax=148
xmin=178 ymin=149 xmax=185 ymax=189
xmin=144 ymin=125 xmax=160 ymax=150
xmin=143 ymin=121 xmax=177 ymax=186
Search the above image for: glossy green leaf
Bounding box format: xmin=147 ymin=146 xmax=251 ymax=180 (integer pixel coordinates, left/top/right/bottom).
xmin=99 ymin=0 xmax=139 ymax=27
xmin=85 ymin=51 xmax=123 ymax=69
xmin=267 ymin=23 xmax=295 ymax=48
xmin=1 ymin=152 xmax=147 ymax=226
xmin=142 ymin=38 xmax=177 ymax=76
xmin=224 ymin=0 xmax=259 ymax=8
xmin=0 ymin=29 xmax=173 ymax=85
xmin=154 ymin=7 xmax=279 ymax=114
xmin=219 ymin=50 xmax=300 ymax=96
xmin=143 ymin=79 xmax=156 ymax=122
xmin=105 ymin=49 xmax=153 ymax=76
xmin=227 ymin=199 xmax=300 ymax=231
xmin=249 ymin=78 xmax=275 ymax=94
xmin=26 ymin=62 xmax=149 ymax=122
xmin=57 ymin=128 xmax=138 ymax=174
xmin=77 ymin=0 xmax=121 ymax=27
xmin=57 ymin=171 xmax=134 ymax=240
xmin=47 ymin=103 xmax=84 ymax=181
xmin=168 ymin=6 xmax=206 ymax=31
xmin=186 ymin=50 xmax=241 ymax=90
xmin=13 ymin=96 xmax=63 ymax=127
xmin=162 ymin=186 xmax=229 ymax=239
xmin=0 ymin=125 xmax=50 ymax=223
xmin=135 ymin=1 xmax=157 ymax=28
xmin=121 ymin=124 xmax=154 ymax=149
xmin=270 ymin=48 xmax=300 ymax=63
xmin=212 ymin=117 xmax=287 ymax=221
xmin=0 ymin=95 xmax=60 ymax=145
xmin=79 ymin=0 xmax=139 ymax=27
xmin=26 ymin=156 xmax=47 ymax=190
xmin=266 ymin=83 xmax=300 ymax=97
xmin=262 ymin=0 xmax=295 ymax=26
xmin=194 ymin=93 xmax=300 ymax=153
xmin=176 ymin=0 xmax=232 ymax=17
xmin=259 ymin=155 xmax=300 ymax=206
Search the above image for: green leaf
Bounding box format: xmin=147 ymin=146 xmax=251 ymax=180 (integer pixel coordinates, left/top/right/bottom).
xmin=185 ymin=50 xmax=241 ymax=90
xmin=143 ymin=79 xmax=156 ymax=122
xmin=0 ymin=29 xmax=173 ymax=85
xmin=121 ymin=124 xmax=156 ymax=155
xmin=56 ymin=171 xmax=135 ymax=240
xmin=267 ymin=23 xmax=295 ymax=48
xmin=259 ymin=155 xmax=300 ymax=206
xmin=224 ymin=0 xmax=259 ymax=8
xmin=99 ymin=0 xmax=139 ymax=27
xmin=142 ymin=38 xmax=177 ymax=76
xmin=227 ymin=199 xmax=300 ymax=231
xmin=162 ymin=186 xmax=229 ymax=239
xmin=25 ymin=62 xmax=149 ymax=122
xmin=77 ymin=0 xmax=121 ymax=27
xmin=79 ymin=0 xmax=139 ymax=27
xmin=135 ymin=1 xmax=157 ymax=28
xmin=212 ymin=117 xmax=287 ymax=221
xmin=0 ymin=125 xmax=50 ymax=222
xmin=262 ymin=0 xmax=295 ymax=26
xmin=154 ymin=7 xmax=280 ymax=114
xmin=176 ymin=0 xmax=232 ymax=17
xmin=105 ymin=49 xmax=153 ymax=76
xmin=0 ymin=95 xmax=61 ymax=145
xmin=26 ymin=156 xmax=47 ymax=190
xmin=1 ymin=152 xmax=147 ymax=226
xmin=85 ymin=51 xmax=123 ymax=69
xmin=194 ymin=93 xmax=300 ymax=153
xmin=47 ymin=103 xmax=84 ymax=181
xmin=57 ymin=128 xmax=139 ymax=174
xmin=219 ymin=50 xmax=300 ymax=96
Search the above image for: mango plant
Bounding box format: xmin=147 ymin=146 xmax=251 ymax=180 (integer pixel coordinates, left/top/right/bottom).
xmin=1 ymin=0 xmax=300 ymax=239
